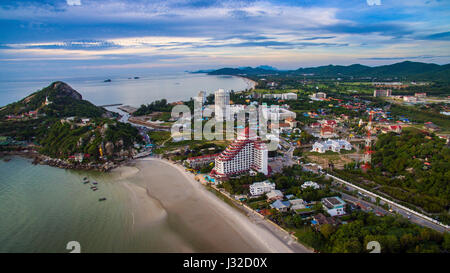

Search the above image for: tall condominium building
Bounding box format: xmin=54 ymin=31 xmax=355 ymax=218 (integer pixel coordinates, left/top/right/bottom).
xmin=210 ymin=127 xmax=268 ymax=178
xmin=195 ymin=90 xmax=206 ymax=104
xmin=214 ymin=89 xmax=231 ymax=121
xmin=373 ymin=89 xmax=392 ymax=97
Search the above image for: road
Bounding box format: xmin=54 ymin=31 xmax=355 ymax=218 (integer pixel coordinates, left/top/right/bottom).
xmin=327 ymin=173 xmax=449 ymax=233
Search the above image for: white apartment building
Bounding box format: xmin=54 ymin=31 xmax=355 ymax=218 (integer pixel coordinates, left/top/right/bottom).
xmin=261 ymin=106 xmax=296 ymax=121
xmin=310 ymin=92 xmax=327 ymax=100
xmin=215 ymin=89 xmax=231 ymax=121
xmin=249 ymin=180 xmax=276 ymax=196
xmin=195 ymin=90 xmax=207 ymax=104
xmin=311 ymin=139 xmax=352 ymax=153
xmin=211 ymin=127 xmax=268 ymax=178
xmin=262 ymin=93 xmax=297 ymax=100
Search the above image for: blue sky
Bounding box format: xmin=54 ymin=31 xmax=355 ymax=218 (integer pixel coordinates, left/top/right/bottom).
xmin=0 ymin=0 xmax=449 ymax=79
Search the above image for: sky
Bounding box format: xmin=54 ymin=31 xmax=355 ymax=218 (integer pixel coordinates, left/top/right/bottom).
xmin=0 ymin=0 xmax=449 ymax=79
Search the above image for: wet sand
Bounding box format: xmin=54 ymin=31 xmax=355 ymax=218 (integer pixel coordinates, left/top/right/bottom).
xmin=117 ymin=158 xmax=296 ymax=253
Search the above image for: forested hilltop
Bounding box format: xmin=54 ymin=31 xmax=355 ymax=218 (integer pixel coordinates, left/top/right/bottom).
xmin=0 ymin=82 xmax=143 ymax=169
xmin=203 ymin=61 xmax=450 ymax=82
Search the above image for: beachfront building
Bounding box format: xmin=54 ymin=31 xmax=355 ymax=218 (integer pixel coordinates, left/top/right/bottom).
xmin=266 ymin=190 xmax=284 ymax=202
xmin=249 ymin=180 xmax=276 ymax=196
xmin=270 ymin=200 xmax=290 ymax=212
xmin=185 ymin=153 xmax=220 ymax=168
xmin=210 ymin=127 xmax=268 ymax=179
xmin=215 ymin=89 xmax=231 ymax=121
xmin=311 ymin=139 xmax=352 ymax=153
xmin=321 ymin=196 xmax=346 ymax=216
xmin=373 ymin=89 xmax=392 ymax=97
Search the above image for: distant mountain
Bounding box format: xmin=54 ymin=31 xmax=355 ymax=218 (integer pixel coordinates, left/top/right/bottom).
xmin=0 ymin=81 xmax=110 ymax=118
xmin=204 ymin=61 xmax=450 ymax=81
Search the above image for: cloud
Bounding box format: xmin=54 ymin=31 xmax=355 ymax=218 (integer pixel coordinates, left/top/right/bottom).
xmin=66 ymin=0 xmax=82 ymax=6
xmin=366 ymin=0 xmax=381 ymax=6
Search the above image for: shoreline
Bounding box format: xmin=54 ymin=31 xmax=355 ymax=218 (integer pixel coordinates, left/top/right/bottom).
xmin=135 ymin=157 xmax=312 ymax=253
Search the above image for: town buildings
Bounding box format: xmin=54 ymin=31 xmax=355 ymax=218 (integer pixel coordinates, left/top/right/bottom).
xmin=210 ymin=127 xmax=268 ymax=178
xmin=321 ymin=196 xmax=347 ymax=216
xmin=214 ymin=89 xmax=231 ymax=121
xmin=373 ymin=89 xmax=392 ymax=97
xmin=311 ymin=139 xmax=352 ymax=153
xmin=249 ymin=180 xmax=276 ymax=196
xmin=186 ymin=153 xmax=220 ymax=168
xmin=266 ymin=190 xmax=284 ymax=201
xmin=310 ymin=92 xmax=327 ymax=100
xmin=403 ymin=96 xmax=418 ymax=103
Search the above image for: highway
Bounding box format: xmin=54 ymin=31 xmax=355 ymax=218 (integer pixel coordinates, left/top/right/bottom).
xmin=326 ymin=173 xmax=449 ymax=233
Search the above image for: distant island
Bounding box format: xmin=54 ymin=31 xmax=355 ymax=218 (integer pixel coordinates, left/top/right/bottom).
xmin=0 ymin=81 xmax=145 ymax=171
xmin=196 ymin=61 xmax=450 ymax=82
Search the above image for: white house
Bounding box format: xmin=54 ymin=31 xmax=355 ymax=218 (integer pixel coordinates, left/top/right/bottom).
xmin=322 ymin=196 xmax=346 ymax=216
xmin=266 ymin=190 xmax=284 ymax=201
xmin=311 ymin=139 xmax=352 ymax=153
xmin=301 ymin=181 xmax=320 ymax=190
xmin=249 ymin=181 xmax=276 ymax=196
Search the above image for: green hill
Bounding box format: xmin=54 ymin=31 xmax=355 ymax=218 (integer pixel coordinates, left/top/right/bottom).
xmin=0 ymin=81 xmax=109 ymax=118
xmin=204 ymin=61 xmax=450 ymax=81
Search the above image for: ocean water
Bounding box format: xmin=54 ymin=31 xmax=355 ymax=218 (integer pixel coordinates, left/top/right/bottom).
xmin=0 ymin=73 xmax=252 ymax=107
xmin=0 ymin=73 xmax=258 ymax=253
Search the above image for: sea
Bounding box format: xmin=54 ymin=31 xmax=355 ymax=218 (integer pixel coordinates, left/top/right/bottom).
xmin=0 ymin=73 xmax=253 ymax=253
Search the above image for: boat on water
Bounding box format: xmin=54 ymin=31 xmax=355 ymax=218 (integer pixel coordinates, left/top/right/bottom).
xmin=83 ymin=181 xmax=90 ymax=184
xmin=99 ymin=198 xmax=107 ymax=201
xmin=92 ymin=181 xmax=98 ymax=185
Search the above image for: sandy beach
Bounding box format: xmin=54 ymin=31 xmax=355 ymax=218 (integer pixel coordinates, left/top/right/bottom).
xmin=115 ymin=157 xmax=309 ymax=253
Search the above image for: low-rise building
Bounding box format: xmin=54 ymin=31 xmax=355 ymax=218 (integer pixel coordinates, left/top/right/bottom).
xmin=270 ymin=200 xmax=290 ymax=212
xmin=301 ymin=181 xmax=320 ymax=190
xmin=249 ymin=180 xmax=276 ymax=196
xmin=311 ymin=139 xmax=352 ymax=153
xmin=373 ymin=89 xmax=392 ymax=97
xmin=185 ymin=154 xmax=219 ymax=168
xmin=266 ymin=190 xmax=284 ymax=201
xmin=381 ymin=125 xmax=402 ymax=134
xmin=312 ymin=213 xmax=342 ymax=229
xmin=403 ymin=96 xmax=418 ymax=103
xmin=321 ymin=196 xmax=346 ymax=216
xmin=414 ymin=93 xmax=427 ymax=98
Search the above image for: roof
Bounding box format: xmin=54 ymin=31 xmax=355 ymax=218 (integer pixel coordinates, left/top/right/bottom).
xmin=266 ymin=190 xmax=284 ymax=199
xmin=270 ymin=200 xmax=290 ymax=209
xmin=313 ymin=213 xmax=341 ymax=226
xmin=322 ymin=196 xmax=346 ymax=209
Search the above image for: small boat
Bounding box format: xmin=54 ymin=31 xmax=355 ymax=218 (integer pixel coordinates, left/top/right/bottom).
xmin=99 ymin=198 xmax=107 ymax=201
xmin=92 ymin=188 xmax=98 ymax=192
xmin=83 ymin=181 xmax=89 ymax=184
xmin=83 ymin=177 xmax=88 ymax=180
xmin=92 ymin=181 xmax=98 ymax=185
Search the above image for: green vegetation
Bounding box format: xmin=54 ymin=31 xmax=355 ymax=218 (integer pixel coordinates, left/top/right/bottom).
xmin=337 ymin=129 xmax=449 ymax=215
xmin=390 ymin=104 xmax=450 ymax=131
xmin=0 ymin=81 xmax=108 ymax=118
xmin=285 ymin=211 xmax=449 ymax=253
xmin=133 ymin=99 xmax=172 ymax=116
xmin=39 ymin=119 xmax=142 ymax=160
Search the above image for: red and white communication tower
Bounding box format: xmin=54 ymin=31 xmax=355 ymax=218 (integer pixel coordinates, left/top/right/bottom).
xmin=362 ymin=111 xmax=374 ymax=169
